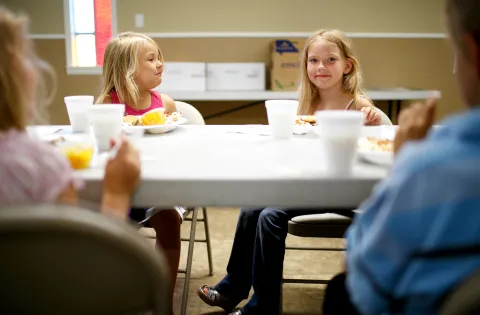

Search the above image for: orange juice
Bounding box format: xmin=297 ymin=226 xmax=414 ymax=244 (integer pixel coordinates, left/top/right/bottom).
xmin=60 ymin=143 xmax=94 ymax=170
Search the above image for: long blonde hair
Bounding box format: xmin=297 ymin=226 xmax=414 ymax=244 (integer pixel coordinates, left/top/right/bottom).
xmin=297 ymin=29 xmax=365 ymax=115
xmin=0 ymin=7 xmax=55 ymax=131
xmin=96 ymin=32 xmax=164 ymax=107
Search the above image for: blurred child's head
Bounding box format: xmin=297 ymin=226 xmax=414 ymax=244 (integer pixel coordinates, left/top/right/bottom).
xmin=97 ymin=32 xmax=164 ymax=106
xmin=446 ymin=0 xmax=480 ymax=107
xmin=0 ymin=8 xmax=54 ymax=131
xmin=298 ymin=29 xmax=364 ymax=115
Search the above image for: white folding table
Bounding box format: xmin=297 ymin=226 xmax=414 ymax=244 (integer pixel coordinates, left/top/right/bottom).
xmin=66 ymin=125 xmax=391 ymax=208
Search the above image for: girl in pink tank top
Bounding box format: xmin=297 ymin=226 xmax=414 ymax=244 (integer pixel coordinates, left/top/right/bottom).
xmin=297 ymin=29 xmax=383 ymax=126
xmin=95 ymin=32 xmax=183 ymax=313
xmin=96 ymin=33 xmax=177 ymax=116
xmin=109 ymin=89 xmax=165 ymax=116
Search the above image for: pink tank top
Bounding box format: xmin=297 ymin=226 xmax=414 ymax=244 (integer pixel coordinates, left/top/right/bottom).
xmin=109 ymin=90 xmax=164 ymax=116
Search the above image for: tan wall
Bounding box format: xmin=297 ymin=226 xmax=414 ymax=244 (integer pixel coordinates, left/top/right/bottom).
xmin=4 ymin=0 xmax=445 ymax=34
xmin=118 ymin=0 xmax=445 ymax=33
xmin=3 ymin=0 xmax=64 ymax=34
xmin=35 ymin=37 xmax=461 ymax=125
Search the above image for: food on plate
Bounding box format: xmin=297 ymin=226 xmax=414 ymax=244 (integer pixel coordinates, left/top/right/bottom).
xmin=123 ymin=115 xmax=140 ymax=126
xmin=301 ymin=115 xmax=316 ymax=123
xmin=141 ymin=108 xmax=166 ymax=126
xmin=59 ymin=143 xmax=95 ymax=170
xmin=295 ymin=115 xmax=316 ymax=126
xmin=44 ymin=135 xmax=66 ymax=146
xmin=359 ymin=137 xmax=394 ymax=153
xmin=165 ymin=111 xmax=183 ymax=123
xmin=122 ymin=110 xmax=183 ymax=127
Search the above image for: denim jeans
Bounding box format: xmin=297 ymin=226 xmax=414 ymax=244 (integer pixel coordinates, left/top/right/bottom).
xmin=215 ymin=207 xmax=353 ymax=315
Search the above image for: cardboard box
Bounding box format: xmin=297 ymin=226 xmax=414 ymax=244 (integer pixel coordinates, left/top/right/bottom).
xmin=206 ymin=63 xmax=266 ymax=91
xmin=270 ymin=68 xmax=300 ymax=91
xmin=271 ymin=39 xmax=303 ymax=67
xmin=270 ymin=39 xmax=302 ymax=91
xmin=156 ymin=62 xmax=206 ymax=91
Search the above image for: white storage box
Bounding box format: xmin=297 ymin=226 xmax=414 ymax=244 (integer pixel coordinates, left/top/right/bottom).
xmin=156 ymin=62 xmax=206 ymax=91
xmin=206 ymin=63 xmax=266 ymax=91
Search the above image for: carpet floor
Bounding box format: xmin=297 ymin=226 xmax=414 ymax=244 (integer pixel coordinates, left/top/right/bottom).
xmin=141 ymin=207 xmax=345 ymax=315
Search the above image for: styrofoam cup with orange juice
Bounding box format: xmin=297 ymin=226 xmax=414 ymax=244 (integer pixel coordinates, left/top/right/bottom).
xmin=59 ymin=141 xmax=95 ymax=170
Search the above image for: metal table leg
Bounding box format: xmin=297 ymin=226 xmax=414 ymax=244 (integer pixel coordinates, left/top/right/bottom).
xmin=387 ymin=100 xmax=393 ymax=120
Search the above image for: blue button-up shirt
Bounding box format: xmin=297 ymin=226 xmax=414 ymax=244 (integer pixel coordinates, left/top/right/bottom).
xmin=346 ymin=108 xmax=480 ymax=315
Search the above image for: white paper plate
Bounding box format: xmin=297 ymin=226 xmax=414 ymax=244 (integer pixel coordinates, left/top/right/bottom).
xmin=123 ymin=117 xmax=187 ymax=134
xmin=357 ymin=137 xmax=394 ymax=166
xmin=360 ymin=125 xmax=397 ymax=139
xmin=293 ymin=125 xmax=315 ymax=135
xmin=357 ymin=149 xmax=393 ymax=166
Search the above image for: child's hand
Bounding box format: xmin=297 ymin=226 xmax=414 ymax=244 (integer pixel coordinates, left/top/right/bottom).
xmin=394 ymin=97 xmax=436 ymax=154
xmin=103 ymin=135 xmax=141 ymax=196
xmin=360 ymin=107 xmax=382 ymax=126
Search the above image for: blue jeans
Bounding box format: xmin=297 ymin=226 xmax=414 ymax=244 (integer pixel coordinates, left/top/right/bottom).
xmin=216 ymin=207 xmax=353 ymax=315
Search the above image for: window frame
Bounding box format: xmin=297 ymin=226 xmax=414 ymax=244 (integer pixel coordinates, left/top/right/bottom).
xmin=63 ymin=0 xmax=117 ymax=75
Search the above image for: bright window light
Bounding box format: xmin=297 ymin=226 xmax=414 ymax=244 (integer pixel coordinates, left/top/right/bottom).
xmin=67 ymin=0 xmax=113 ymax=69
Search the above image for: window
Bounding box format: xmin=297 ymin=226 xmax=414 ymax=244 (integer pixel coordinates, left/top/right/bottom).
xmin=64 ymin=0 xmax=116 ymax=74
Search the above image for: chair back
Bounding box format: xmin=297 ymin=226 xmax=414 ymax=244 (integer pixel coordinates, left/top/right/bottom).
xmin=373 ymin=107 xmax=393 ymax=125
xmin=0 ymin=204 xmax=170 ymax=315
xmin=175 ymin=101 xmax=205 ymax=125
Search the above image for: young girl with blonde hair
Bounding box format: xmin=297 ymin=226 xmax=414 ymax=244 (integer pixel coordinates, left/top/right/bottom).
xmin=97 ymin=32 xmax=181 ymax=314
xmin=0 ymin=7 xmax=140 ymax=218
xmin=298 ymin=29 xmax=382 ymax=125
xmin=96 ymin=32 xmax=176 ymax=114
xmin=197 ymin=30 xmax=383 ymax=315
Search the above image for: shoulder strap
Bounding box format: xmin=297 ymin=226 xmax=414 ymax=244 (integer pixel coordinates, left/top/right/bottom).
xmin=345 ymin=98 xmax=355 ymax=110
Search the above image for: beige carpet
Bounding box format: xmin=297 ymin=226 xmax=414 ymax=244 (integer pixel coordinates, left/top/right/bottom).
xmin=141 ymin=207 xmax=345 ymax=315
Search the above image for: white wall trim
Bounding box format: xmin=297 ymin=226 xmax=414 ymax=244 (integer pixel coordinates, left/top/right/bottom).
xmin=143 ymin=32 xmax=447 ymax=39
xmin=348 ymin=32 xmax=446 ymax=39
xmin=28 ymin=32 xmax=447 ymax=40
xmin=28 ymin=34 xmax=66 ymax=39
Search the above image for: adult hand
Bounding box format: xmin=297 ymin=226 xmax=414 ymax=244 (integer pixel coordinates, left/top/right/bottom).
xmin=103 ymin=135 xmax=141 ymax=196
xmin=394 ymin=97 xmax=437 ymax=154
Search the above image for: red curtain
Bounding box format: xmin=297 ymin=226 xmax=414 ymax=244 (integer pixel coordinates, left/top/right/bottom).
xmin=93 ymin=0 xmax=112 ymax=66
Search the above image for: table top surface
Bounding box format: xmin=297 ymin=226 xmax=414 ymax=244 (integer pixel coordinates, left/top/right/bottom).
xmin=35 ymin=125 xmax=392 ymax=208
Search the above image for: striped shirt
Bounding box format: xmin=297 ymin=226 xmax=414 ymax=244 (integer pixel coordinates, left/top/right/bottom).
xmin=0 ymin=129 xmax=81 ymax=205
xmin=346 ymin=107 xmax=480 ymax=315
